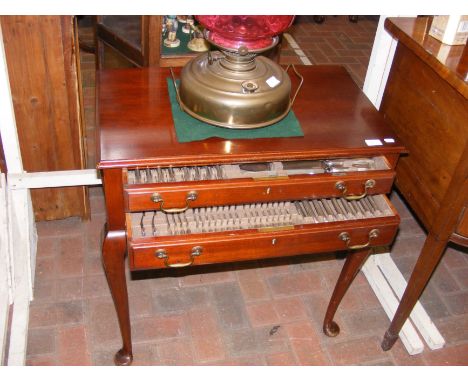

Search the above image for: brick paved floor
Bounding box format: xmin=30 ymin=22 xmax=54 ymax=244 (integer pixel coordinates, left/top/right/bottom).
xmin=25 ymin=16 xmax=468 ymax=366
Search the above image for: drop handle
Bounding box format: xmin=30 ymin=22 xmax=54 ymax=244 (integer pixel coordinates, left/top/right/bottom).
xmin=335 ymin=179 xmax=376 ymax=201
xmin=150 ymin=191 xmax=198 ymax=213
xmin=339 ymin=229 xmax=380 ymax=250
xmin=155 ymin=246 xmax=203 ymax=268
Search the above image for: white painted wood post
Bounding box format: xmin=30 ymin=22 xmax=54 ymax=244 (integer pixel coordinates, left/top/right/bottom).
xmin=363 ymin=15 xmax=398 ymax=109
xmin=0 ymin=21 xmax=37 ymax=365
xmin=6 ymin=187 xmax=36 ymax=365
xmin=361 ymin=255 xmax=424 ymax=355
xmin=0 ymin=25 xmax=22 ymax=176
xmin=0 ymin=172 xmax=13 ymax=364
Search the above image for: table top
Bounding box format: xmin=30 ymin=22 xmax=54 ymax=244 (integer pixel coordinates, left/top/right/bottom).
xmin=385 ymin=17 xmax=467 ymax=98
xmin=97 ymin=65 xmax=405 ymax=169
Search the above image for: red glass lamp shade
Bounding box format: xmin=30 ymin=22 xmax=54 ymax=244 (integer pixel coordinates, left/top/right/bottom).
xmin=196 ymin=15 xmax=294 ymax=51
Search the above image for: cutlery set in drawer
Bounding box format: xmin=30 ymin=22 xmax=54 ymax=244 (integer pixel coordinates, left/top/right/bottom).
xmin=123 ymin=157 xmax=395 ymax=213
xmin=123 ymin=157 xmax=400 ymax=271
xmin=129 ymin=195 xmax=394 ymax=238
xmin=126 ymin=157 xmax=389 ymax=184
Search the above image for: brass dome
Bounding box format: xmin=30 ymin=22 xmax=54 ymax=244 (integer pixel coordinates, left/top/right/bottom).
xmin=176 ymin=49 xmax=296 ymax=129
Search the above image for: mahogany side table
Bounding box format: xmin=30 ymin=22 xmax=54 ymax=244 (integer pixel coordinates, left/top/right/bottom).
xmin=97 ymin=65 xmax=405 ymax=365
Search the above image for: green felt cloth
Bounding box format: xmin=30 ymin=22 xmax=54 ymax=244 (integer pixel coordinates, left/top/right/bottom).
xmin=167 ymin=78 xmax=304 ymax=143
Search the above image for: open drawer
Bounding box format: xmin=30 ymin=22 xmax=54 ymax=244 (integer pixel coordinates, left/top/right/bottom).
xmin=127 ymin=194 xmax=400 ymax=271
xmin=123 ymin=157 xmax=395 ymax=212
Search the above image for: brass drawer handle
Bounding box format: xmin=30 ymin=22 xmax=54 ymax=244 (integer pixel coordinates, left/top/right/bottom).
xmin=335 ymin=179 xmax=376 ymax=201
xmin=339 ymin=229 xmax=380 ymax=250
xmin=150 ymin=191 xmax=198 ymax=213
xmin=155 ymin=246 xmax=203 ymax=268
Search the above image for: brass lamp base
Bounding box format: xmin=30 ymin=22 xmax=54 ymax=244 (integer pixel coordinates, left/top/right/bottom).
xmin=176 ymin=47 xmax=301 ymax=129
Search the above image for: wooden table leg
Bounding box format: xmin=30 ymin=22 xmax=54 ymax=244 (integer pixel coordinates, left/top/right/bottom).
xmin=381 ymin=232 xmax=448 ymax=351
xmin=323 ymin=248 xmax=372 ymax=336
xmin=102 ymin=229 xmax=133 ymax=366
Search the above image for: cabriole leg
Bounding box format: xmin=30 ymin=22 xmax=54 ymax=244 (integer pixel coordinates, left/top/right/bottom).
xmin=102 ymin=229 xmax=133 ymax=366
xmin=323 ymin=248 xmax=372 ymax=337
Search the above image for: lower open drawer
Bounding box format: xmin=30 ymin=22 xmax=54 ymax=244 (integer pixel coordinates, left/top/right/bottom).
xmin=127 ymin=194 xmax=400 ymax=270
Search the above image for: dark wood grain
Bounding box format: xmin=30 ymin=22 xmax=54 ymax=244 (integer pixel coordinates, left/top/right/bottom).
xmin=96 ymin=16 xmax=167 ymax=69
xmin=97 ymin=22 xmax=144 ymax=66
xmin=124 ymin=171 xmax=395 ymax=212
xmin=380 ymin=17 xmax=468 ymax=351
xmin=97 ymin=65 xmax=405 ymax=169
xmin=102 ymin=168 xmax=126 ymax=229
xmin=324 ymin=247 xmax=372 ymax=337
xmin=381 ymin=42 xmax=467 ymax=229
xmin=142 ymin=16 xmax=160 ymax=67
xmin=129 ymin=218 xmax=399 ymax=271
xmin=384 ymin=17 xmax=467 ymax=98
xmin=455 ymin=208 xmax=468 ymax=239
xmin=102 ymin=229 xmax=132 ymax=366
xmin=1 ymin=16 xmax=88 ymax=221
xmin=101 ymin=168 xmax=131 ymax=365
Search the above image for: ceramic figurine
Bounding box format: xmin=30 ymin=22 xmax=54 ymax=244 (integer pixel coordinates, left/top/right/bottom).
xmin=164 ymin=15 xmax=180 ymax=48
xmin=187 ymin=24 xmax=210 ymax=52
xmin=182 ymin=15 xmax=194 ymax=34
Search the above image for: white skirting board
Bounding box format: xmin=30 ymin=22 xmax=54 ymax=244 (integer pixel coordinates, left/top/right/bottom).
xmin=0 ymin=173 xmax=12 ymax=364
xmin=8 ymin=169 xmax=102 ymax=190
xmin=362 ymin=254 xmax=424 ymax=354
